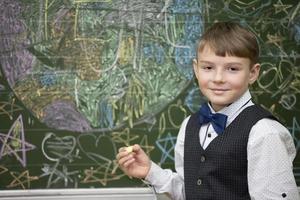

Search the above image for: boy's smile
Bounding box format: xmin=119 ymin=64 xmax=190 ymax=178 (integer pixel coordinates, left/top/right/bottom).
xmin=193 ymin=45 xmax=260 ymax=111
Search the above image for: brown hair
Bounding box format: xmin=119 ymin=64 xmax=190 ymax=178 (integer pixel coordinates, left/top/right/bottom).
xmin=198 ymin=22 xmax=259 ymax=65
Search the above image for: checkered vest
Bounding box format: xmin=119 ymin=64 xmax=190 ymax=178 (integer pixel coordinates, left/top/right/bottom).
xmin=184 ymin=105 xmax=276 ymax=200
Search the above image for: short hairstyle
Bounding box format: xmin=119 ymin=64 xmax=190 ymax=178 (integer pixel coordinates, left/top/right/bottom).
xmin=197 ymin=22 xmax=259 ymax=65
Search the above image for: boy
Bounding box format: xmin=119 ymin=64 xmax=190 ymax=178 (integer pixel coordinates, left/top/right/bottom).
xmin=116 ymin=22 xmax=299 ymax=200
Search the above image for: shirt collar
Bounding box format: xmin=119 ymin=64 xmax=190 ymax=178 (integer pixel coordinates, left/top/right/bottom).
xmin=208 ymin=90 xmax=252 ymax=124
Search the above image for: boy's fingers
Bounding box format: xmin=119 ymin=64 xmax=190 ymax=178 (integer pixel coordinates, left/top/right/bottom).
xmin=118 ymin=154 xmax=134 ymax=167
xmin=116 ymin=151 xmax=128 ymax=161
xmin=117 ymin=154 xmax=128 ymax=166
xmin=122 ymin=157 xmax=135 ymax=168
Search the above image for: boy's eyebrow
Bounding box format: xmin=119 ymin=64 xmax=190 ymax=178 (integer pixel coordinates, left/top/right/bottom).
xmin=198 ymin=60 xmax=243 ymax=66
xmin=198 ymin=60 xmax=214 ymax=64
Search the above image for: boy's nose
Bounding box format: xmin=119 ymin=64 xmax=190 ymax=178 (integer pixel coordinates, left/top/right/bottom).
xmin=213 ymin=70 xmax=224 ymax=83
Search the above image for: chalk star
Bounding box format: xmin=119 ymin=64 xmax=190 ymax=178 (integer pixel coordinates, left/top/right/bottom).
xmin=0 ymin=115 xmax=35 ymax=167
xmin=155 ymin=133 xmax=177 ymax=164
xmin=273 ymin=0 xmax=292 ymax=14
xmin=7 ymin=170 xmax=38 ymax=189
xmin=40 ymin=164 xmax=80 ymax=188
xmin=111 ymin=128 xmax=139 ymax=146
xmin=139 ymin=135 xmax=155 ymax=155
xmin=82 ymin=162 xmax=125 ymax=186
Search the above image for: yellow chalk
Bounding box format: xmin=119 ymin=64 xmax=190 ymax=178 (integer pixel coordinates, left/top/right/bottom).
xmin=126 ymin=146 xmax=133 ymax=153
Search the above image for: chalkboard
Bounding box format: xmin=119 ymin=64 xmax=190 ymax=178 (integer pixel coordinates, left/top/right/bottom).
xmin=0 ymin=0 xmax=299 ymax=189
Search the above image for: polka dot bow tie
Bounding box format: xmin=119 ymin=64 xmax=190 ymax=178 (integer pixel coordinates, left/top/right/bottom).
xmin=198 ymin=103 xmax=228 ymax=134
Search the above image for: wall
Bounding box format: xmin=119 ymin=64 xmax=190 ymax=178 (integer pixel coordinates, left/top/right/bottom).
xmin=0 ymin=0 xmax=300 ymax=190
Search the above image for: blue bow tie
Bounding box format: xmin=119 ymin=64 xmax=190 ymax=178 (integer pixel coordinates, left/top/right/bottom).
xmin=198 ymin=103 xmax=228 ymax=134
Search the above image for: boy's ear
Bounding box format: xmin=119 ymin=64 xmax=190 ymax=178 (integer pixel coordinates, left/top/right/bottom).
xmin=193 ymin=58 xmax=199 ymax=79
xmin=249 ymin=63 xmax=260 ymax=84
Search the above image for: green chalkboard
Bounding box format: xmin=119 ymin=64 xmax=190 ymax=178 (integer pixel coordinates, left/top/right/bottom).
xmin=0 ymin=0 xmax=299 ymax=189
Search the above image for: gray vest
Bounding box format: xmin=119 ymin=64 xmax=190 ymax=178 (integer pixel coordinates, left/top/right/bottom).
xmin=184 ymin=105 xmax=276 ymax=200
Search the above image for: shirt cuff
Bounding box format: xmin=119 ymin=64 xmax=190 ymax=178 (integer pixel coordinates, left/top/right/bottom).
xmin=145 ymin=161 xmax=170 ymax=186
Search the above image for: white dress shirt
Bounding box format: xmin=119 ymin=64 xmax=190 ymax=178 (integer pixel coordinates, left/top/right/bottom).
xmin=145 ymin=90 xmax=299 ymax=200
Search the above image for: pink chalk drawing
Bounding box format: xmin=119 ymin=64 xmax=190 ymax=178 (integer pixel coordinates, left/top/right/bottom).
xmin=0 ymin=115 xmax=35 ymax=167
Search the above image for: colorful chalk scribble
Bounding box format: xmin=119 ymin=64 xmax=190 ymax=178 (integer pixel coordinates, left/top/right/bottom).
xmin=0 ymin=0 xmax=200 ymax=132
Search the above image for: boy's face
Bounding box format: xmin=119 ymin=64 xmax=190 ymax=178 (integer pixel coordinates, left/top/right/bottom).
xmin=193 ymin=45 xmax=260 ymax=111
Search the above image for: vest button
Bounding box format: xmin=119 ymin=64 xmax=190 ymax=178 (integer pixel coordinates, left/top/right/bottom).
xmin=200 ymin=155 xmax=206 ymax=162
xmin=197 ymin=179 xmax=202 ymax=185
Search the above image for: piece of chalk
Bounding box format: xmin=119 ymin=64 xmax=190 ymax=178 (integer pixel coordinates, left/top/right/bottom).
xmin=126 ymin=146 xmax=133 ymax=153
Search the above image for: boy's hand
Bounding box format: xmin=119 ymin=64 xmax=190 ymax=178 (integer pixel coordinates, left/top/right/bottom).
xmin=116 ymin=144 xmax=151 ymax=179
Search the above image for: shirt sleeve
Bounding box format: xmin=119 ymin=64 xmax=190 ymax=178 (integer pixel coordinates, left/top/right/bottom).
xmin=145 ymin=162 xmax=185 ymax=200
xmin=247 ymin=118 xmax=299 ymax=200
xmin=144 ymin=117 xmax=190 ymax=200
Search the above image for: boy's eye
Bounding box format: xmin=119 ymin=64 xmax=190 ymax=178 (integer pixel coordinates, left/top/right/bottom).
xmin=227 ymin=66 xmax=239 ymax=71
xmin=201 ymin=65 xmax=213 ymax=70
